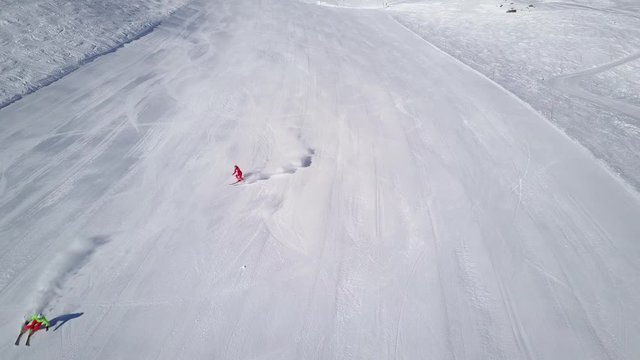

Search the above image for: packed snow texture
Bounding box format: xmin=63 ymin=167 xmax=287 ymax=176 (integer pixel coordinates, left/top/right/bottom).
xmin=0 ymin=0 xmax=188 ymax=108
xmin=390 ymin=0 xmax=640 ymax=190
xmin=0 ymin=0 xmax=639 ymax=359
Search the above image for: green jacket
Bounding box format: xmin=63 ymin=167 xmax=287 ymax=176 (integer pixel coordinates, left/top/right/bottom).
xmin=30 ymin=314 xmax=50 ymax=327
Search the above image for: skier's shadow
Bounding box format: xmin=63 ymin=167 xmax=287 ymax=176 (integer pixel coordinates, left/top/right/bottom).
xmin=49 ymin=312 xmax=84 ymax=331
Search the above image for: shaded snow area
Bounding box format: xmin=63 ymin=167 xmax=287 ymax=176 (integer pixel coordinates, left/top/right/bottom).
xmin=1 ymin=0 xmax=640 ymax=359
xmin=390 ymin=0 xmax=640 ymax=190
xmin=0 ymin=0 xmax=188 ymax=108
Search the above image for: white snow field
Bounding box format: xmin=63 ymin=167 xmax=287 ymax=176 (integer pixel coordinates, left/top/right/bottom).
xmin=1 ymin=0 xmax=640 ymax=359
xmin=390 ymin=0 xmax=640 ymax=190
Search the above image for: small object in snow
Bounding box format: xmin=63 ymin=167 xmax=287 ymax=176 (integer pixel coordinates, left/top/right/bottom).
xmin=232 ymin=165 xmax=244 ymax=182
xmin=242 ymin=265 xmax=247 ymax=269
xmin=507 ymin=8 xmax=517 ymax=13
xmin=528 ymin=4 xmax=534 ymax=7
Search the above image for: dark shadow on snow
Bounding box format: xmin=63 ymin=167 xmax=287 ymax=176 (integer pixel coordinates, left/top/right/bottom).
xmin=301 ymin=155 xmax=312 ymax=167
xmin=49 ymin=312 xmax=84 ymax=331
xmin=301 ymin=148 xmax=315 ymax=168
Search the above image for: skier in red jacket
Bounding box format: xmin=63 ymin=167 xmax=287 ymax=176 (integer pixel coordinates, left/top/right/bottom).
xmin=233 ymin=165 xmax=244 ymax=182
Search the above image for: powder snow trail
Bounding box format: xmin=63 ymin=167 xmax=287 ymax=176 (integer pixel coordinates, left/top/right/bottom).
xmin=1 ymin=0 xmax=639 ymax=359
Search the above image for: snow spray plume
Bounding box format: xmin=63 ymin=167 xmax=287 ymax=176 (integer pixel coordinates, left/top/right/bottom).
xmin=28 ymin=236 xmax=108 ymax=314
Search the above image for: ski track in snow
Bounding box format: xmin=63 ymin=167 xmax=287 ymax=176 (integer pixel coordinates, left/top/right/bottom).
xmin=243 ymin=148 xmax=315 ymax=184
xmin=548 ymin=51 xmax=640 ymax=120
xmin=0 ymin=0 xmax=639 ymax=358
xmin=547 ymin=1 xmax=640 ymax=21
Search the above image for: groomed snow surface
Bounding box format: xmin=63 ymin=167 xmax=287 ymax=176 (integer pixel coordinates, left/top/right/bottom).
xmin=1 ymin=0 xmax=640 ymax=359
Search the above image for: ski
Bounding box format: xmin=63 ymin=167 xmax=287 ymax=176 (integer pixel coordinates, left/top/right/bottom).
xmin=25 ymin=329 xmax=36 ymax=346
xmin=15 ymin=325 xmax=27 ymax=346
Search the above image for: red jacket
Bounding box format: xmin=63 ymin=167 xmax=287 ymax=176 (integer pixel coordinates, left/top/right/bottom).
xmin=233 ymin=166 xmax=243 ymax=179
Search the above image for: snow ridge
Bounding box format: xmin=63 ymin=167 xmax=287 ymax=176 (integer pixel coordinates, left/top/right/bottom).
xmin=0 ymin=0 xmax=189 ymax=110
xmin=0 ymin=22 xmax=162 ymax=111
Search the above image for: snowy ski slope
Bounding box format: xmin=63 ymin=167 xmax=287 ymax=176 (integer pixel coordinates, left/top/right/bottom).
xmin=391 ymin=0 xmax=640 ymax=193
xmin=1 ymin=0 xmax=639 ymax=358
xmin=0 ymin=0 xmax=189 ymax=108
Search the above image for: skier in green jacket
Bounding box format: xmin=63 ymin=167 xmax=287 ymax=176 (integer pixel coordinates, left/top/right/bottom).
xmin=15 ymin=313 xmax=50 ymax=346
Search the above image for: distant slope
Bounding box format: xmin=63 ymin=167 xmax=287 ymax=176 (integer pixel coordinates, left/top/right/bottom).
xmin=388 ymin=0 xmax=640 ymax=190
xmin=0 ymin=0 xmax=188 ymax=109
